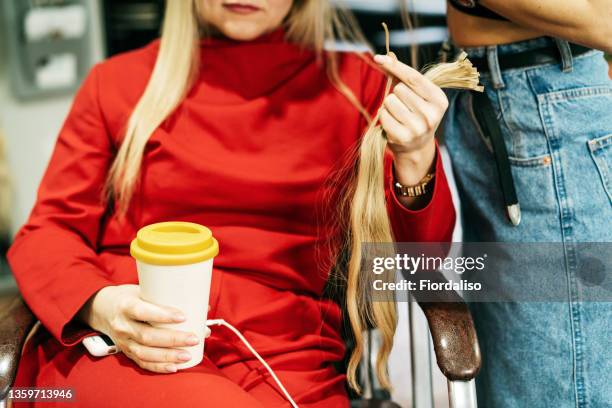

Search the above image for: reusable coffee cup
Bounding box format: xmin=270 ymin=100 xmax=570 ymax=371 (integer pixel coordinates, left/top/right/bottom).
xmin=130 ymin=221 xmax=219 ymax=370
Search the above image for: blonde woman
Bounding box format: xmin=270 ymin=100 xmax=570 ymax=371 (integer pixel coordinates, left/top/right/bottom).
xmin=9 ymin=1 xmax=455 ymax=406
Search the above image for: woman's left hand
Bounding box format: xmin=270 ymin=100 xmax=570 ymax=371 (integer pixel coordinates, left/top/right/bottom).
xmin=374 ymin=54 xmax=449 ymax=187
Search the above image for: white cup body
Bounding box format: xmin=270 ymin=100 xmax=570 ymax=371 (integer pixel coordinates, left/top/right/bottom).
xmin=136 ymin=259 xmax=213 ymax=369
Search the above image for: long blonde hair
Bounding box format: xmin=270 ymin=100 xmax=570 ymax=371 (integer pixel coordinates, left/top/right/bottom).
xmin=104 ymin=0 xmax=369 ymax=210
xmin=342 ymin=41 xmax=482 ymax=391
xmin=105 ymin=0 xmax=482 ymax=394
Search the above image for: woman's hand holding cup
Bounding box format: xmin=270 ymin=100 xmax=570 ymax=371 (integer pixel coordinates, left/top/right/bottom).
xmin=79 ymin=284 xmax=211 ymax=373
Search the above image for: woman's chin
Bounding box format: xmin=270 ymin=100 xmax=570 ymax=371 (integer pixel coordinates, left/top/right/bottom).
xmin=215 ymin=23 xmax=273 ymax=42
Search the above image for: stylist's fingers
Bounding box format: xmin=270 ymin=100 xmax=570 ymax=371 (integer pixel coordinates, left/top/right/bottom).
xmin=391 ymin=83 xmax=424 ymax=113
xmin=122 ymin=296 xmax=185 ymax=324
xmin=374 ymin=54 xmax=447 ymax=106
xmin=381 ymin=108 xmax=420 ymax=143
xmin=129 ymin=321 xmax=200 ymax=348
xmin=383 ymin=93 xmax=418 ymax=126
xmin=390 ymin=84 xmax=444 ymax=130
xmin=380 ymin=107 xmax=429 ymax=152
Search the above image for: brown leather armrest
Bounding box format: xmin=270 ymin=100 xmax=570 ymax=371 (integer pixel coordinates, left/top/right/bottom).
xmin=0 ymin=294 xmax=37 ymax=400
xmin=405 ymin=267 xmax=481 ymax=382
xmin=418 ymin=301 xmax=481 ymax=381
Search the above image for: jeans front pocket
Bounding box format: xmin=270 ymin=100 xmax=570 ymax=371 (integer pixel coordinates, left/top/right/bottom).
xmin=538 ymin=85 xmax=612 ymax=211
xmin=508 ymin=153 xmax=552 ymax=168
xmin=588 ymin=133 xmax=612 ymax=205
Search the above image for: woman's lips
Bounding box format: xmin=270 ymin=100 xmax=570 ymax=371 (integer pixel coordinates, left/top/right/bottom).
xmin=222 ymin=3 xmax=261 ymax=14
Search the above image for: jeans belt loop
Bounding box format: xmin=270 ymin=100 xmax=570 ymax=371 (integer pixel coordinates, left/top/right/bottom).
xmin=554 ymin=38 xmax=574 ymax=73
xmin=486 ymin=45 xmax=506 ymax=90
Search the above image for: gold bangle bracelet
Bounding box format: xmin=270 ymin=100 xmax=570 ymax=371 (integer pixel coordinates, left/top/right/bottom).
xmin=394 ymin=173 xmax=435 ymax=197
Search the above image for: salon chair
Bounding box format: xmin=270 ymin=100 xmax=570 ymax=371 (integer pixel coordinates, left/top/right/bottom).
xmin=0 ymin=272 xmax=480 ymax=408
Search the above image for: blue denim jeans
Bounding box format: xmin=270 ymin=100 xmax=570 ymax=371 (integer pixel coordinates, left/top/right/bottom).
xmin=444 ymin=37 xmax=612 ymax=407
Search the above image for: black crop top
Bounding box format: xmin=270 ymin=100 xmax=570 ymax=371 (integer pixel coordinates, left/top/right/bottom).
xmin=448 ymin=0 xmax=509 ymax=21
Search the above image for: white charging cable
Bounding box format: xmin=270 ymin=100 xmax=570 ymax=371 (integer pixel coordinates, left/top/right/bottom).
xmin=206 ymin=319 xmax=299 ymax=408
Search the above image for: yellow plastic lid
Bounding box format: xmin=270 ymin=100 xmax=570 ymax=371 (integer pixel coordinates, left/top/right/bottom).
xmin=130 ymin=222 xmax=219 ymax=266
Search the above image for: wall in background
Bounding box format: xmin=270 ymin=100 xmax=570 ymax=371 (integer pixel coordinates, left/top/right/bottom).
xmin=0 ymin=0 xmax=105 ymax=235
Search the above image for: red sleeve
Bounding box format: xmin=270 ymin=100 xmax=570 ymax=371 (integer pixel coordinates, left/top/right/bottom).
xmin=359 ymin=54 xmax=456 ymax=243
xmin=7 ymin=64 xmax=115 ymax=346
xmin=384 ymin=143 xmax=456 ymax=242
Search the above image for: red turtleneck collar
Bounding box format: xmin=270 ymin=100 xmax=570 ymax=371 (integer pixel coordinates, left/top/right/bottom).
xmin=146 ymin=26 xmax=318 ymax=102
xmin=194 ymin=27 xmax=316 ymax=102
xmin=200 ymin=26 xmax=288 ymax=47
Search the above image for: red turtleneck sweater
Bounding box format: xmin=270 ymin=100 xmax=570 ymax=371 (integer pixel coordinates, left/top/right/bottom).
xmin=9 ymin=30 xmax=455 ymax=407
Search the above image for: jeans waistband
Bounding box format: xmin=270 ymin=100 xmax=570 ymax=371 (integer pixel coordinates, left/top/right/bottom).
xmin=450 ymin=37 xmax=582 ymax=90
xmin=459 ymin=36 xmax=560 ymax=58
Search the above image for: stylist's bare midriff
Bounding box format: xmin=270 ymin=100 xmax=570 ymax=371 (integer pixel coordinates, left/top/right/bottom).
xmin=447 ymin=6 xmax=544 ymax=47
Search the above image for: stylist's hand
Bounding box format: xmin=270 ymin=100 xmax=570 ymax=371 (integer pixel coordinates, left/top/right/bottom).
xmin=78 ymin=284 xmax=210 ymax=374
xmin=374 ymin=54 xmax=449 ymax=187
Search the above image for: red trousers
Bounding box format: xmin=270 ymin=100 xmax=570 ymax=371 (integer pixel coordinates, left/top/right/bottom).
xmin=13 ymin=327 xmax=349 ymax=408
